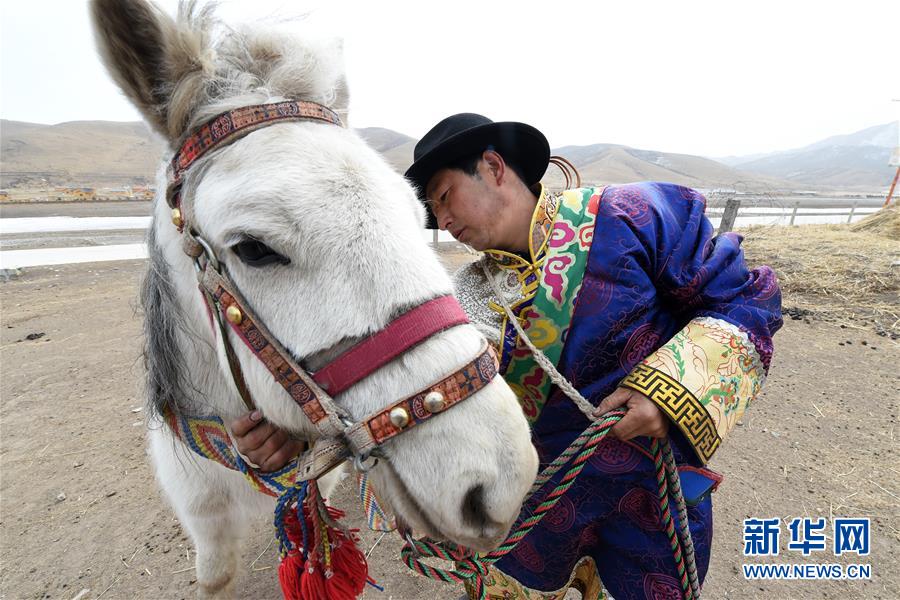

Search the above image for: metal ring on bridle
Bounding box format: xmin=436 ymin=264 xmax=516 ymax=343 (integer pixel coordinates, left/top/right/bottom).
xmin=192 ymin=234 xmax=221 ymax=272
xmin=405 ymin=531 xmax=422 ymax=558
xmin=353 ymin=452 xmax=378 ymax=473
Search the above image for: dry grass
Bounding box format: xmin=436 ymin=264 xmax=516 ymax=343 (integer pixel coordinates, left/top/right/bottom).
xmin=740 ymin=218 xmax=900 ymax=338
xmin=850 ymin=201 xmax=900 ymax=240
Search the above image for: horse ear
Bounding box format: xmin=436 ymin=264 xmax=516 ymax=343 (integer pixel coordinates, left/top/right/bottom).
xmin=90 ymin=0 xmax=173 ymax=138
xmin=333 ymin=72 xmax=350 ymax=125
xmin=90 ymin=0 xmax=211 ymax=141
xmin=329 ymin=40 xmax=350 ymax=125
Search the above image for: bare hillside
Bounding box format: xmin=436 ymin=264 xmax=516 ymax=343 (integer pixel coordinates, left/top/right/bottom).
xmin=719 ymin=121 xmax=898 ymax=190
xmin=1 ymin=120 xmax=166 ymax=187
xmin=3 ymin=119 xmax=890 ymax=193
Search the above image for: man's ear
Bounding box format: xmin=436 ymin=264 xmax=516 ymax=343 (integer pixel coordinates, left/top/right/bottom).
xmin=481 ymin=149 xmax=506 ymax=186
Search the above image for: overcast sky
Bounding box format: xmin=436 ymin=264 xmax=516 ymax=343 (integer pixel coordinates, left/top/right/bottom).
xmin=1 ymin=0 xmax=898 ymax=157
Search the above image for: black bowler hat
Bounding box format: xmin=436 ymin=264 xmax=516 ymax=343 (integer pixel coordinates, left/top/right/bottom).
xmin=404 ymin=113 xmax=550 ymax=229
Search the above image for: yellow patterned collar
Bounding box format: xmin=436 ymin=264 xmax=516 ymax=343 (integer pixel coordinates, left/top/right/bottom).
xmin=483 ymin=184 xmax=560 ymax=270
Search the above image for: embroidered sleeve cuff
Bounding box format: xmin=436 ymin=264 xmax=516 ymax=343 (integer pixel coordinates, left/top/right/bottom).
xmin=619 ymin=317 xmax=765 ymax=463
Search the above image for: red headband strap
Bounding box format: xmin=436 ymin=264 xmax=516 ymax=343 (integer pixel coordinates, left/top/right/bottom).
xmin=312 ymin=295 xmax=470 ymax=396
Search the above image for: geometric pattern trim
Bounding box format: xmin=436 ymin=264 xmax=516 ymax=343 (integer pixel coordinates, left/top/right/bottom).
xmin=364 ymin=343 xmax=498 ymax=445
xmin=211 ymin=283 xmax=330 ymax=425
xmin=634 ymin=316 xmax=765 ymax=463
xmin=164 ymin=407 xmax=300 ymax=498
xmin=166 ymin=100 xmax=343 ymax=210
xmin=161 ymin=341 xmax=497 ymax=497
xmin=357 ymin=472 xmax=396 ymax=532
xmin=620 ymin=363 xmax=721 ymax=463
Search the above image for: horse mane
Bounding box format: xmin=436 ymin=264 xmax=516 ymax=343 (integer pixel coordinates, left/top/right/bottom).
xmin=135 ymin=1 xmax=350 ymax=140
xmin=141 ymin=225 xmax=194 ymax=421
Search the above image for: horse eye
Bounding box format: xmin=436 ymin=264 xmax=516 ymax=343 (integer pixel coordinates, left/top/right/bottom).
xmin=230 ymin=238 xmax=291 ymax=267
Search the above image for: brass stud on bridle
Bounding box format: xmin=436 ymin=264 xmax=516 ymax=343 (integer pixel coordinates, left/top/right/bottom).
xmin=423 ymin=391 xmax=445 ymax=414
xmin=389 ymin=407 xmax=410 ymax=429
xmin=171 ymin=207 xmax=183 ymax=228
xmin=225 ymin=305 xmax=243 ymax=325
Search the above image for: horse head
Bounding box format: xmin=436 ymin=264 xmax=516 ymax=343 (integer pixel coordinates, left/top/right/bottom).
xmin=91 ymin=0 xmax=537 ymax=552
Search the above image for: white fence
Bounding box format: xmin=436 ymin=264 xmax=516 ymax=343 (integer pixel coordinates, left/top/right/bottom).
xmin=707 ymin=199 xmax=881 ymax=232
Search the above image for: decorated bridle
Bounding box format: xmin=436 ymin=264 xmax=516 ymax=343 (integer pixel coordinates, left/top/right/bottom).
xmin=163 ymin=99 xmax=498 ymax=482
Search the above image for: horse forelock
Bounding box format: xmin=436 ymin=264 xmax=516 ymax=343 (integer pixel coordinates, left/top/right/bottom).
xmin=165 ymin=1 xmax=348 ymax=140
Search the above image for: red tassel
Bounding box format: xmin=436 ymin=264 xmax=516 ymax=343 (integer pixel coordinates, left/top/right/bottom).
xmin=299 ymin=558 xmax=328 ymax=599
xmin=279 ymin=501 xmax=318 ymax=599
xmin=324 ymin=536 xmax=368 ymax=600
xmin=278 ymin=552 xmax=305 ymax=600
xmin=281 ymin=509 xmax=304 ymax=547
xmin=277 ymin=484 xmax=369 ymax=600
xmin=279 ymin=551 xmax=331 ymax=600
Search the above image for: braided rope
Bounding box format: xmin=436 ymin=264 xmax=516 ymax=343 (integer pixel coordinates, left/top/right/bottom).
xmin=485 ymin=259 xmax=699 ymax=589
xmin=526 ymin=415 xmax=615 ymax=496
xmin=400 ymin=414 xmax=621 ymax=600
xmin=394 ymin=261 xmax=700 ymax=599
xmin=481 ymin=262 xmax=595 ymax=420
xmin=274 ymin=481 xmax=308 ymax=557
xmin=661 ymin=436 xmax=701 ymax=597
xmin=651 ymin=439 xmax=693 ymax=600
xmin=486 ymin=413 xmax=621 ymax=559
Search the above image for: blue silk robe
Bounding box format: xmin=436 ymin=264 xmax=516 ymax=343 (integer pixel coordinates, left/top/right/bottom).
xmin=455 ymin=182 xmax=782 ymax=599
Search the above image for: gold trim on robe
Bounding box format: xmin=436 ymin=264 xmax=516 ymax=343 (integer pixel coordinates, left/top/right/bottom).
xmin=620 ymin=316 xmax=765 ymax=463
xmin=467 ymin=557 xmax=607 ymax=600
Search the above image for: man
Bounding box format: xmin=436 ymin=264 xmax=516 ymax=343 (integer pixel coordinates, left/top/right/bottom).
xmin=234 ymin=113 xmax=782 ymax=599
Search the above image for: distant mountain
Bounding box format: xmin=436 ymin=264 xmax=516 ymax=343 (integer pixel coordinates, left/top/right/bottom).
xmin=720 ymin=121 xmax=898 ymax=190
xmin=359 ymin=134 xmax=798 ymax=191
xmin=0 ymin=120 xmax=422 ymax=189
xmin=380 ymin=140 xmax=417 ymax=174
xmin=355 ymin=127 xmax=416 ymax=173
xmin=546 ymin=143 xmax=794 ymax=191
xmin=2 ymin=119 xmax=892 ymax=193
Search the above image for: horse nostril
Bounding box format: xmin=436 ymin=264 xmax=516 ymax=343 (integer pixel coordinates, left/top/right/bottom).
xmin=461 ymin=484 xmax=488 ymax=529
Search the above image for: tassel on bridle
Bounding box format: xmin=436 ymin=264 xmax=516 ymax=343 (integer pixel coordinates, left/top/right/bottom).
xmin=275 ymin=480 xmax=372 ymax=600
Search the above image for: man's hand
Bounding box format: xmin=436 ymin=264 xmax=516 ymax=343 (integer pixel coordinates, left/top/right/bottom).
xmin=593 ymin=387 xmax=670 ymax=440
xmin=229 ymin=411 xmax=305 ymax=472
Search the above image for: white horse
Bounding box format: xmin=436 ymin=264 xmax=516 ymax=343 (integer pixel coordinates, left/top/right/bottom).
xmin=90 ymin=0 xmax=538 ymax=596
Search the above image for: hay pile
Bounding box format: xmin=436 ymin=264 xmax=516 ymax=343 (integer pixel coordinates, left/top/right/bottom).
xmin=849 ymin=202 xmax=900 ymax=239
xmin=740 ymin=221 xmax=899 ymax=338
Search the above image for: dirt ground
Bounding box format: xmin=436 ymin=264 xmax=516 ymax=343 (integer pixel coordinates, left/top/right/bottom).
xmin=1 ymin=235 xmax=898 ymax=599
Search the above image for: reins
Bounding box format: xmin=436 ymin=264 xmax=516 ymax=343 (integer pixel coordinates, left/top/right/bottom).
xmin=394 ymin=256 xmax=702 ymax=600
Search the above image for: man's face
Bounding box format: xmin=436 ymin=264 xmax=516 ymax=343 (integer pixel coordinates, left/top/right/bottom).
xmin=425 ymin=162 xmax=507 ymax=251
